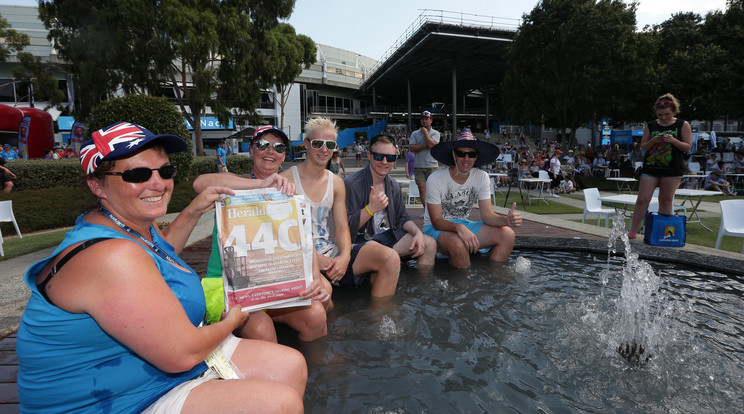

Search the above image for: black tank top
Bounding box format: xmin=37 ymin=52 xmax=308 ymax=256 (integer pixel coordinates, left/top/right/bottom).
xmin=642 ymin=118 xmax=686 ymax=177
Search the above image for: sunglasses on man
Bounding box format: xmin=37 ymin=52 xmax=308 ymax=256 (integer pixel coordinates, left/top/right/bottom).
xmin=104 ymin=165 xmax=178 ymax=183
xmin=307 ymin=139 xmax=337 ymax=151
xmin=454 ymin=149 xmax=479 ymax=159
xmin=253 ymin=139 xmax=287 ymax=154
xmin=371 ymin=151 xmax=397 ymax=162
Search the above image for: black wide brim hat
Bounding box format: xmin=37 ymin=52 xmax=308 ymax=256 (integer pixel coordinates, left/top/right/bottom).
xmin=430 ymin=131 xmax=499 ymax=167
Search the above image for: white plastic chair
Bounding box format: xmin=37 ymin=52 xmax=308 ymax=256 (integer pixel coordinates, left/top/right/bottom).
xmin=609 ymin=168 xmax=620 ymax=177
xmin=538 ymin=170 xmax=551 ymax=192
xmin=715 ymin=199 xmax=744 ymax=253
xmin=406 ymin=179 xmax=420 ymax=205
xmin=0 ymin=200 xmax=22 ymax=257
xmin=582 ymin=188 xmax=614 ymax=227
xmin=688 ymin=162 xmax=701 ymax=173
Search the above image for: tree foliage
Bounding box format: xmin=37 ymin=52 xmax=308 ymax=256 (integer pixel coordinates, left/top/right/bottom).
xmin=651 ymin=12 xmax=727 ymax=123
xmin=0 ymin=13 xmax=29 ymax=62
xmin=38 ymin=0 xmax=311 ymax=155
xmin=264 ymin=23 xmax=316 ymax=129
xmin=12 ymin=52 xmax=67 ymax=109
xmin=703 ymin=1 xmax=744 ymax=123
xmin=503 ymin=0 xmax=648 ymax=146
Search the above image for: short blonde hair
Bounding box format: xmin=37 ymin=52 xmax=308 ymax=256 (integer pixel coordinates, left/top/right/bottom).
xmin=304 ymin=117 xmax=337 ymax=140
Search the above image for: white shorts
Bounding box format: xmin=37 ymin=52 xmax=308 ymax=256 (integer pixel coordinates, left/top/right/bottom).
xmin=142 ymin=334 xmax=241 ymax=414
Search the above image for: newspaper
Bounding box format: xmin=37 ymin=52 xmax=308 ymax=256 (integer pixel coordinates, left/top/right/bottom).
xmin=215 ymin=189 xmax=314 ymax=312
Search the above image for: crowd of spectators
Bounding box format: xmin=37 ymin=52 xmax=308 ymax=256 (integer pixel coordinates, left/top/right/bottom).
xmin=477 ymin=130 xmax=743 ymax=196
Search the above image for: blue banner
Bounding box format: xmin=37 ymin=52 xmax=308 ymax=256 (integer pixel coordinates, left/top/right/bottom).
xmin=185 ymin=116 xmax=233 ymax=130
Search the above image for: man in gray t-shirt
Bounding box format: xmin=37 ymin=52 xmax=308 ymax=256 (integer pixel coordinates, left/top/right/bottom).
xmin=409 ymin=111 xmax=440 ymax=209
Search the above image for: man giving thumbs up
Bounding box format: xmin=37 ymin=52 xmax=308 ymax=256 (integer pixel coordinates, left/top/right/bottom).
xmin=422 ymin=131 xmax=523 ymax=268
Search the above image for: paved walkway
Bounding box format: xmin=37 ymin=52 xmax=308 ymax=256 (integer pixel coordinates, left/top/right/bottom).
xmin=1 ymin=161 xmax=742 ymax=412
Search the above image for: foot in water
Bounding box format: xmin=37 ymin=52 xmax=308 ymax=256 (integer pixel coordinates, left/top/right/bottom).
xmin=628 ymin=232 xmax=637 ymax=239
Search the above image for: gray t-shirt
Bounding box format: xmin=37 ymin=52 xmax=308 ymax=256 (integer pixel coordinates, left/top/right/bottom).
xmin=409 ymin=128 xmax=440 ymax=168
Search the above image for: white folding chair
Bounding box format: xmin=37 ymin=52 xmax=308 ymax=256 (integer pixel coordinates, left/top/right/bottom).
xmin=0 ymin=200 xmax=22 ymax=257
xmin=715 ymin=199 xmax=744 ymax=253
xmin=406 ymin=179 xmax=420 ymax=205
xmin=582 ymin=188 xmax=614 ymax=227
xmin=609 ymin=168 xmax=620 ymax=177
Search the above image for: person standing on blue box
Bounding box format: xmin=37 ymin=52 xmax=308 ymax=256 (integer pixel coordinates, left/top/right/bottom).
xmin=628 ymin=93 xmax=692 ymax=239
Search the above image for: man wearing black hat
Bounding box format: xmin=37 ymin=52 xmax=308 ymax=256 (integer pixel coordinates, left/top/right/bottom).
xmin=423 ymin=131 xmax=522 ymax=268
xmin=409 ymin=111 xmax=440 ymax=209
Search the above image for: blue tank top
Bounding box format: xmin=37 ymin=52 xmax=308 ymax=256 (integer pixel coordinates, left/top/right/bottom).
xmin=17 ymin=214 xmax=207 ymax=413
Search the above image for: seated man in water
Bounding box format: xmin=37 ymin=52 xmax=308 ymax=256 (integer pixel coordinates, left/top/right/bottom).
xmin=344 ymin=134 xmax=436 ymax=267
xmin=282 ymin=117 xmax=401 ymax=297
xmin=424 ymin=131 xmax=523 ymax=268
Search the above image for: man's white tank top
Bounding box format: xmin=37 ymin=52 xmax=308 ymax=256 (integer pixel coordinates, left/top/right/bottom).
xmin=290 ymin=166 xmax=337 ymax=256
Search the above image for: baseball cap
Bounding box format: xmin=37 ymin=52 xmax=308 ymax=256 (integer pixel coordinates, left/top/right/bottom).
xmin=251 ymin=125 xmax=289 ymax=146
xmin=421 ymin=111 xmax=432 ymax=118
xmin=80 ymin=122 xmax=187 ymax=174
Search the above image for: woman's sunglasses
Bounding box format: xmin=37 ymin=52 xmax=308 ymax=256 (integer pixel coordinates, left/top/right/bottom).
xmin=454 ymin=149 xmax=479 ymax=158
xmin=371 ymin=151 xmax=397 ymax=162
xmin=307 ymin=139 xmax=337 ymax=151
xmin=253 ymin=139 xmax=287 ymax=154
xmin=104 ymin=165 xmax=178 ymax=183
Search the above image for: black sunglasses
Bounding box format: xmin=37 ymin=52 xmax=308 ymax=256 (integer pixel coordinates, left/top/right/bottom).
xmin=371 ymin=151 xmax=397 ymax=162
xmin=454 ymin=149 xmax=479 ymax=158
xmin=104 ymin=165 xmax=178 ymax=183
xmin=253 ymin=139 xmax=287 ymax=154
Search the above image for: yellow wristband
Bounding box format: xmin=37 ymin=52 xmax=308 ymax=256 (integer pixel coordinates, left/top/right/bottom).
xmin=365 ymin=205 xmax=374 ymax=216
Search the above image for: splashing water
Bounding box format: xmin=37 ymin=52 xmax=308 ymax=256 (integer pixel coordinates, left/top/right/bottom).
xmin=377 ymin=315 xmax=401 ymax=341
xmin=604 ymin=212 xmax=677 ymax=366
xmin=513 ymin=256 xmax=532 ymax=275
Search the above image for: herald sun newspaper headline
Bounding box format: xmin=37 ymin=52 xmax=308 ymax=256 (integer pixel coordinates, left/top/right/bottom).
xmin=215 ymin=189 xmax=314 ymax=312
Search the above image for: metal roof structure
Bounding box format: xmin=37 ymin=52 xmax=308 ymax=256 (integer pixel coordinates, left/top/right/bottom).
xmin=360 ymin=11 xmax=518 ymax=112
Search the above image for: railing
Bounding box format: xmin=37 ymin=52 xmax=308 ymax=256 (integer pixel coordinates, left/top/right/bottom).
xmin=363 ymin=9 xmax=521 ymax=84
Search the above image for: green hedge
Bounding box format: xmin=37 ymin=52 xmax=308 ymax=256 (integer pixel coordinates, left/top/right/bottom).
xmin=1 ymin=155 xmax=254 ymax=235
xmin=191 ymin=154 xmax=253 ymax=176
xmin=2 ymin=159 xmax=87 ymax=191
xmin=0 ymin=177 xmax=198 ymax=235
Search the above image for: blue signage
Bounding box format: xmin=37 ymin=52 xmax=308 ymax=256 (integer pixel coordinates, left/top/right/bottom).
xmin=184 ymin=117 xmax=233 ymax=130
xmin=58 ymin=116 xmax=75 ymax=130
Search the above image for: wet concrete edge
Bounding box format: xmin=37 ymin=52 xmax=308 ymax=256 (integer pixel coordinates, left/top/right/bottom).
xmin=515 ymin=236 xmax=744 ymax=277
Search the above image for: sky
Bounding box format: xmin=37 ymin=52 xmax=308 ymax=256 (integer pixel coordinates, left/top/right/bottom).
xmin=1 ymin=0 xmax=730 ymax=60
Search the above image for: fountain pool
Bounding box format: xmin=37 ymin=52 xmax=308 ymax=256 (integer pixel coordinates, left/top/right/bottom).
xmin=297 ymin=251 xmax=744 ymax=413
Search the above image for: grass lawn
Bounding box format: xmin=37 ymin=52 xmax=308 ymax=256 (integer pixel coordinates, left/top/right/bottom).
xmin=1 ymin=229 xmax=68 ymax=261
xmin=491 ymin=191 xmax=585 ymax=214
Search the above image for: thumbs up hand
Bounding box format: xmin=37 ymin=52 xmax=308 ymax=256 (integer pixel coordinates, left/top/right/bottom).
xmin=368 ymin=186 xmax=388 ymax=214
xmin=507 ymin=202 xmax=522 ymax=227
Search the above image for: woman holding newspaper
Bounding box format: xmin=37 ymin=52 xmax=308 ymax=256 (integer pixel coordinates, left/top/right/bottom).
xmin=193 ymin=125 xmax=331 ymax=343
xmin=16 ymin=122 xmax=306 ymax=413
